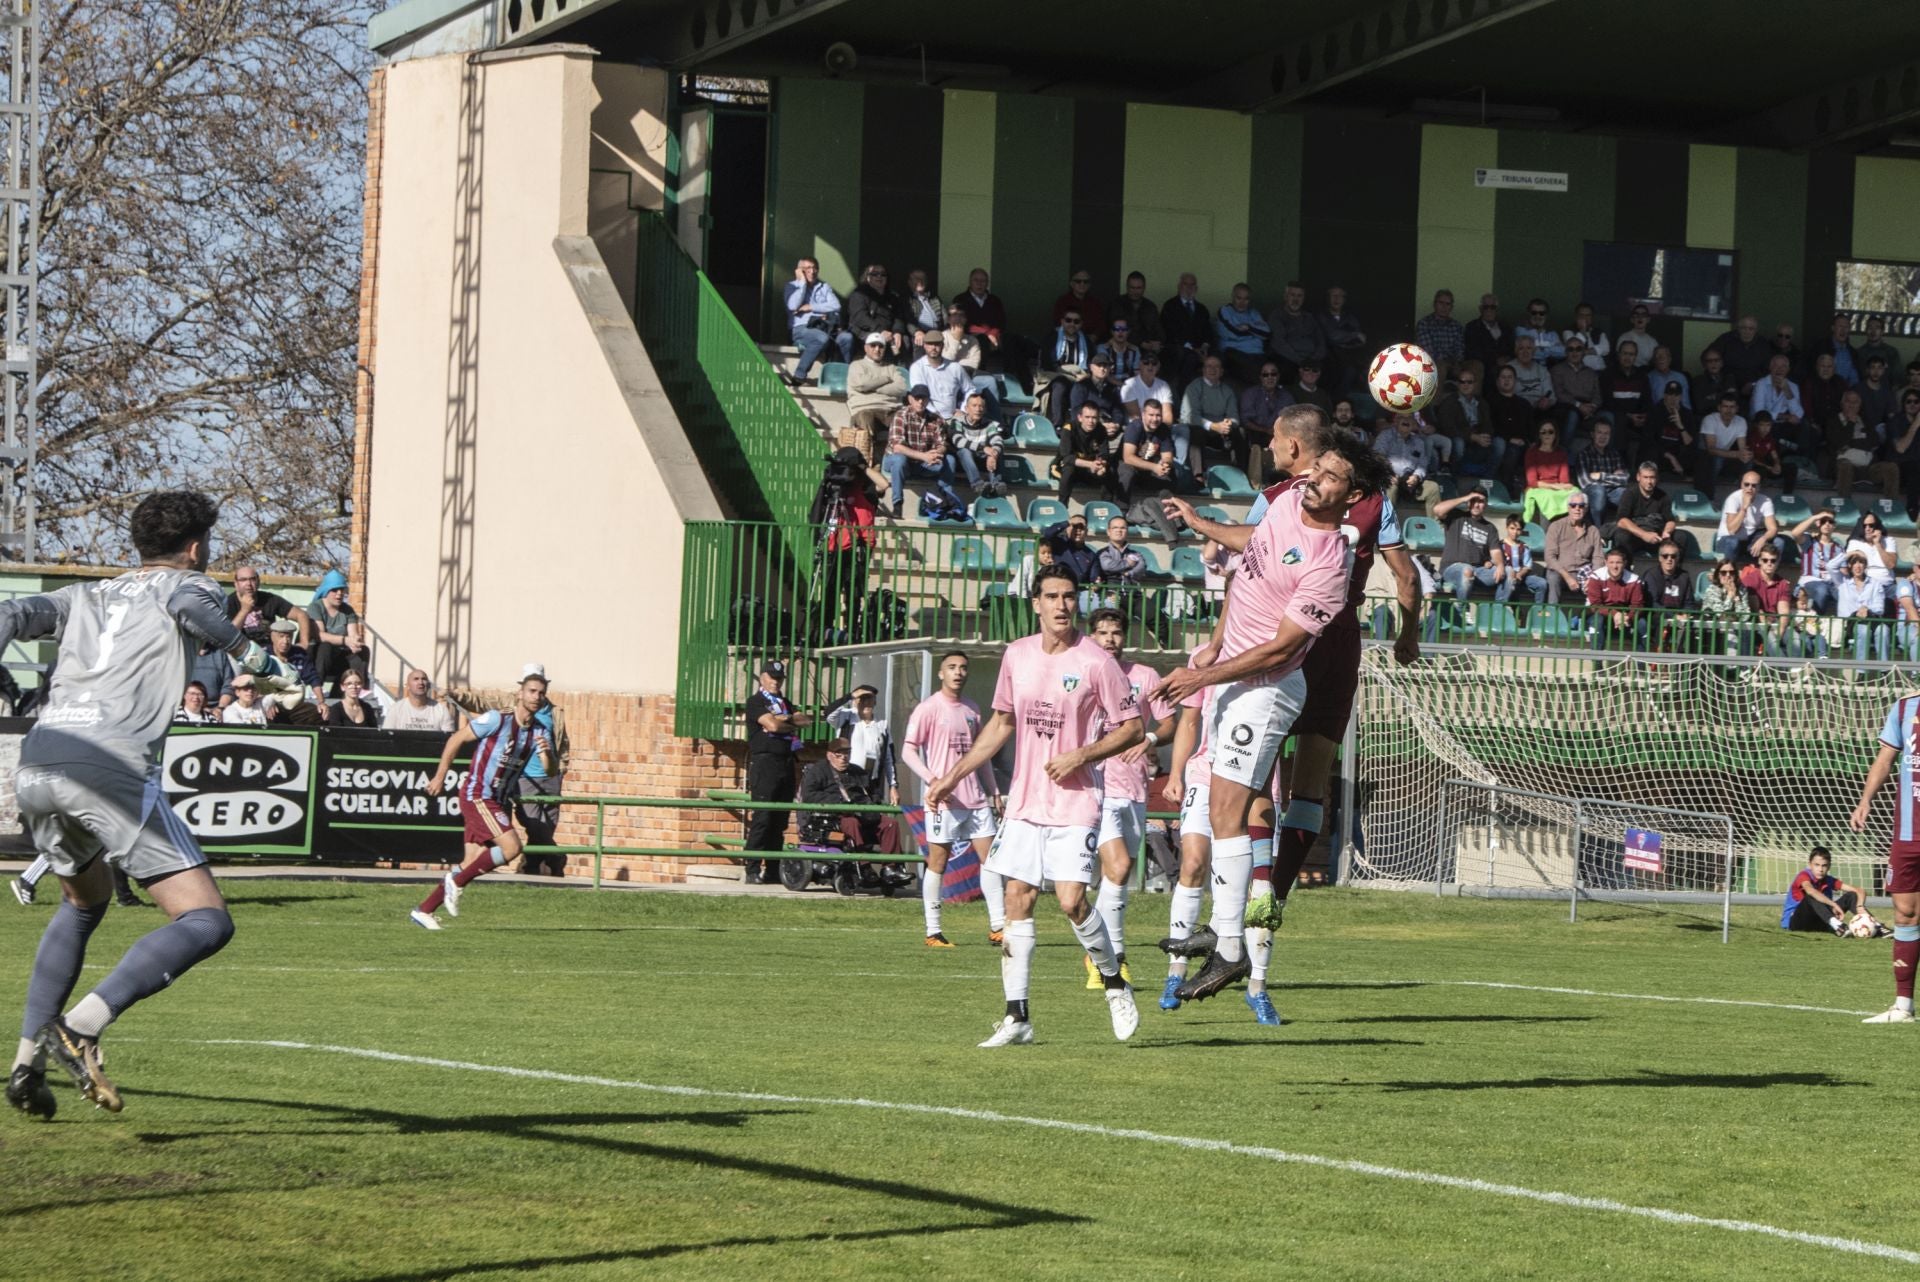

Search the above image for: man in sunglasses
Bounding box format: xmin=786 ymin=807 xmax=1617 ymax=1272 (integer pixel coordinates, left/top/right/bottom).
xmin=1717 ymin=470 xmax=1785 ymax=564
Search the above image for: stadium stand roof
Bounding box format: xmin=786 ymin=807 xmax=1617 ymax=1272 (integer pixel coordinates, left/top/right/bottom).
xmin=373 ymin=0 xmax=1920 ymax=153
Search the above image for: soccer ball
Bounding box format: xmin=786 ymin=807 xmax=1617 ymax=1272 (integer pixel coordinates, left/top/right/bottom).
xmin=1367 ymin=343 xmax=1440 ymax=413
xmin=1850 ymin=914 xmax=1879 ymax=939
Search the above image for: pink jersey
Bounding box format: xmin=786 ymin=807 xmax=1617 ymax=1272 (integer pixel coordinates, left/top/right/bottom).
xmin=904 ymin=692 xmax=990 ymax=811
xmin=993 ymin=632 xmax=1140 ymax=828
xmin=1180 ymin=654 xmax=1218 ymax=788
xmin=1216 ymin=486 xmax=1350 ymax=679
xmin=1098 ymin=659 xmax=1163 ymax=804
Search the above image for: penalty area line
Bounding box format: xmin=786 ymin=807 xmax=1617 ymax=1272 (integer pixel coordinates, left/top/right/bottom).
xmin=204 ymin=1038 xmax=1917 ymax=1264
xmin=1347 ymin=979 xmax=1876 ymax=1018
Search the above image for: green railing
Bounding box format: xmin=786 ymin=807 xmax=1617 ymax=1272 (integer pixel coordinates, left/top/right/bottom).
xmin=633 ymin=212 xmax=824 ymax=542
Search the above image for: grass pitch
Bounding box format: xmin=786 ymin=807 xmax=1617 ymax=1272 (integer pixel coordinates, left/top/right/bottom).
xmin=2 ymin=879 xmax=1914 ymax=1280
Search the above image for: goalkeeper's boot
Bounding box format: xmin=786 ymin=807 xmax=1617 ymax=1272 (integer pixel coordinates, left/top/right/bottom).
xmin=6 ymin=1064 xmax=55 ymax=1121
xmin=1159 ymin=925 xmax=1217 ymax=958
xmin=1245 ymin=990 xmax=1283 ymax=1027
xmin=1175 ymin=949 xmax=1251 ymax=1004
xmin=38 ymin=1018 xmax=120 ymax=1113
xmin=1244 ymin=891 xmax=1286 ymax=931
xmin=1863 ymin=1005 xmax=1916 ymax=1024
xmin=1159 ymin=974 xmax=1184 ymax=1011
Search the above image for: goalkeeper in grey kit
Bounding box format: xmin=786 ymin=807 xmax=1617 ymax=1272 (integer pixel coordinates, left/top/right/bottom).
xmin=5 ymin=492 xmax=298 ymax=1119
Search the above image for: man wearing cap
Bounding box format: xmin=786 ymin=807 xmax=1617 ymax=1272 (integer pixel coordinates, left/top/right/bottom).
xmin=1067 ymin=352 xmax=1125 ymax=429
xmin=743 ymin=661 xmax=811 ymax=884
xmin=1286 ymin=358 xmax=1334 ymax=419
xmin=846 ymin=332 xmax=909 ymax=445
xmin=800 ymin=737 xmax=901 ymax=862
xmin=909 ymin=328 xmax=971 ymax=421
xmin=1427 ymin=490 xmax=1506 ymax=635
xmin=220 ymin=673 xmax=270 ymax=726
xmin=264 ymin=617 xmax=326 ymax=724
xmin=782 ymin=256 xmax=852 ymax=387
xmin=881 ymin=384 xmax=963 ymax=519
xmin=386 ymin=668 xmax=460 ymax=733
xmin=514 ymin=662 xmax=570 ymax=876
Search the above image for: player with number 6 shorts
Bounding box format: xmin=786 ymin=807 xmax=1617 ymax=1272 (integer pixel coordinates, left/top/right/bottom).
xmin=1153 ymin=425 xmax=1393 ymax=1005
xmin=900 ymin=651 xmax=1004 ymax=947
xmin=1850 ymin=693 xmax=1920 ymax=1022
xmin=927 ymin=564 xmax=1144 ymax=1047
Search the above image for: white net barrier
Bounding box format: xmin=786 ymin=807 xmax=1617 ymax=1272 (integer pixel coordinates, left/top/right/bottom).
xmin=1349 ymin=648 xmax=1901 ymax=899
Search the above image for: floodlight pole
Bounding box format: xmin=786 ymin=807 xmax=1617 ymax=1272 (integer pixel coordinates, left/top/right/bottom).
xmin=0 ymin=0 xmax=37 ymax=562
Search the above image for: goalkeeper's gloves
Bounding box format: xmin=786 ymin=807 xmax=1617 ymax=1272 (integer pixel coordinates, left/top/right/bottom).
xmin=239 ymin=641 xmax=272 ymax=675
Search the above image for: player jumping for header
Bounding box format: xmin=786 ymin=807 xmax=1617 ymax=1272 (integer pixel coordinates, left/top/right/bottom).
xmin=7 ymin=492 xmax=294 ymax=1118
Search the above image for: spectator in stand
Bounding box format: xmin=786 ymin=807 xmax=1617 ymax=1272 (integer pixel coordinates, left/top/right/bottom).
xmin=1375 ymin=412 xmax=1442 ymax=515
xmin=1781 ymin=847 xmax=1877 ymax=936
xmin=1330 ymin=397 xmax=1361 ymax=430
xmin=1095 ymin=514 xmax=1148 ymax=589
xmin=847 ymin=334 xmax=908 ymax=445
xmin=1120 ymin=352 xmax=1175 ymax=427
xmin=848 ymin=263 xmax=911 ymax=358
xmin=1697 ymin=391 xmax=1751 ymax=493
xmin=1641 ymin=540 xmax=1697 ymax=650
xmin=386 ymin=668 xmax=459 ymax=733
xmin=1839 ymin=553 xmax=1892 ymax=660
xmin=1898 ymin=560 xmax=1920 ymax=660
xmin=1575 ymin=420 xmax=1631 ymax=523
xmin=1859 ymin=317 xmax=1900 ymax=381
xmin=1691 ymin=346 xmax=1739 ymax=421
xmin=1607 ymin=461 xmax=1676 ymax=569
xmin=227 ymin=565 xmax=312 ymax=647
xmin=1516 ymin=299 xmax=1565 ymax=363
xmin=881 ymin=385 xmax=964 ymax=518
xmin=1888 ymin=389 xmax=1920 ymax=519
xmin=1709 ymin=314 xmax=1771 ymax=393
xmin=1288 ymin=359 xmax=1334 ymax=419
xmin=1600 ymin=340 xmax=1652 ymax=458
xmin=1796 ymin=512 xmax=1847 ymax=615
xmin=1521 ymin=421 xmax=1577 ymax=525
xmin=1098 ymin=319 xmax=1143 ymax=383
xmin=812 ymin=445 xmax=879 ymax=640
xmin=1447 ymin=402 xmax=1499 ymax=480
xmin=1059 ymin=401 xmax=1124 ymax=505
xmin=1738 ymin=546 xmax=1797 ymax=655
xmin=1266 ymin=281 xmax=1324 ymax=383
xmin=310 ymin=570 xmax=369 ymax=696
xmin=1498 ymin=514 xmax=1547 ymax=605
xmin=782 ymin=256 xmax=852 ymax=386
xmin=1864 ymin=353 xmax=1905 ymax=430
xmin=1745 ymin=412 xmax=1791 ymax=494
xmin=1068 ymin=352 xmax=1126 ymax=432
xmin=1829 ymin=388 xmax=1899 ymax=497
xmin=325 ymin=670 xmax=382 ymax=728
xmin=1770 ymin=322 xmax=1802 ymax=379
xmin=222 ymin=673 xmax=269 ymax=726
xmin=1718 ymin=470 xmax=1784 ymax=563
xmin=1160 ymin=272 xmax=1214 ymax=388
xmin=1239 ymin=361 xmax=1291 ymax=485
xmin=1802 ymin=352 xmax=1849 ymax=448
xmin=1848 ymin=511 xmax=1900 ymax=592
xmin=1111 ymin=271 xmax=1164 ymax=356
xmin=514 ymin=662 xmax=570 ymax=875
xmin=1432 ymin=490 xmax=1505 ymax=608
xmin=175 ymin=681 xmax=218 ymax=725
xmin=947 ymin=392 xmax=1007 ymax=496
xmin=801 ymin=737 xmax=901 ymax=857
xmin=742 ymin=660 xmax=810 ymax=884
xmin=1508 ymin=335 xmax=1554 ymax=414
xmin=903 ymin=268 xmax=946 ymax=335
xmin=1488 ymin=365 xmax=1535 ymax=490
xmin=1039 ymin=308 xmax=1094 ymax=425
xmin=1644 ymin=346 xmax=1691 ymax=412
xmin=1545 ymin=496 xmax=1601 ymax=603
xmin=941 ymin=311 xmax=1001 ymax=416
xmin=951 ymin=268 xmax=1027 ymax=390
xmin=1214 ymin=282 xmax=1271 ymax=385
xmin=1698 ymin=560 xmax=1754 ymax=654
xmin=910 ymin=329 xmax=971 ymax=421
xmin=1180 ymin=354 xmax=1244 ymax=474
xmin=1463 ymin=294 xmax=1513 ymax=372
xmin=1318 ymin=285 xmax=1367 ymax=389
xmin=825 ymin=684 xmax=897 ymax=805
xmin=1584 ymin=547 xmax=1646 ymax=648
xmin=1043 ymin=513 xmax=1099 ymax=584
xmin=1562 ymin=301 xmax=1610 ymax=372
xmin=1614 ymin=305 xmax=1655 ymax=368
xmin=1651 ymin=380 xmax=1699 ymax=479
xmin=1008 ymin=536 xmax=1058 ymax=598
xmin=267 ymin=618 xmax=326 ymax=717
xmin=1553 ymin=336 xmax=1602 ymax=437
xmin=1416 ymin=289 xmax=1464 ymax=376
xmin=1053 ymin=268 xmax=1107 ymax=339
xmin=1749 ymin=355 xmax=1805 ymax=444
xmin=1119 ymin=401 xmax=1186 ymax=543
xmin=1430 ymin=363 xmax=1487 ymax=468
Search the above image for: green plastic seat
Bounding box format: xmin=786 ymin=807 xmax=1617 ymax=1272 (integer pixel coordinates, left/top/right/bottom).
xmin=1672 ymin=490 xmax=1718 ymax=523
xmin=996 ymin=454 xmax=1039 ymax=488
xmin=1024 ymin=498 xmax=1068 ymax=532
xmin=1083 ymin=500 xmax=1124 ymax=528
xmin=1171 ymin=546 xmax=1209 ymax=582
xmin=972 ymin=496 xmax=1025 ymax=531
xmin=1402 ymin=516 xmax=1445 ymax=553
xmin=1867 ymin=495 xmax=1916 ymax=536
xmin=818 ymin=363 xmax=849 ymax=395
xmin=1011 ymin=413 xmax=1059 ymax=449
xmin=1205 ymin=465 xmax=1256 ymax=499
xmin=950 ymin=536 xmax=994 ymax=572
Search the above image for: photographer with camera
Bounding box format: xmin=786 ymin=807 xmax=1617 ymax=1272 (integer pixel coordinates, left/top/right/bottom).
xmin=809 ymin=446 xmax=878 ymax=644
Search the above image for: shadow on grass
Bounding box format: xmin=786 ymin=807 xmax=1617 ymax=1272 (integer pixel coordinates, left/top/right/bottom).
xmin=225 ymin=894 xmax=359 ymax=908
xmin=1311 ymin=1069 xmax=1866 ymax=1093
xmin=1134 ymin=1036 xmax=1422 ymax=1049
xmin=133 ymin=1107 xmax=799 ymax=1145
xmin=1333 ymin=1014 xmax=1596 ymax=1025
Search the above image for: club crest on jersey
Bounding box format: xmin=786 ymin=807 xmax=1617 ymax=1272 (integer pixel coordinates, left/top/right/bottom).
xmin=1062 ymin=673 xmax=1081 ymax=693
xmin=1281 ymin=546 xmax=1303 ymax=565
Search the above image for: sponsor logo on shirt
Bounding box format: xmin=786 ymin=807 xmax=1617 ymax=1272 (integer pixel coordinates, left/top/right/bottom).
xmin=1301 ymin=602 xmax=1333 ymax=625
xmin=1282 ymin=547 xmax=1302 ymax=565
xmin=1026 ymin=701 xmax=1065 ymax=741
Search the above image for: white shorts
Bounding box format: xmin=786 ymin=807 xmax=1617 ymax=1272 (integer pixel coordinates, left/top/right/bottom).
xmin=1207 ymin=670 xmax=1308 ymax=791
xmin=985 ymin=818 xmax=1099 ymax=887
xmin=927 ymin=803 xmax=997 ymax=847
xmin=1097 ymin=798 xmax=1147 ymax=854
xmin=1179 ymin=775 xmax=1212 ymax=841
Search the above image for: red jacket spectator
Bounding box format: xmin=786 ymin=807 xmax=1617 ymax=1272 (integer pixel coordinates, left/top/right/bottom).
xmin=949 ymin=288 xmax=1007 ymax=346
xmin=1585 ymin=565 xmax=1646 ymax=616
xmin=1739 ymin=563 xmax=1795 ymax=613
xmin=1523 ymin=446 xmax=1570 ymax=488
xmin=1052 ymin=286 xmax=1107 ymax=340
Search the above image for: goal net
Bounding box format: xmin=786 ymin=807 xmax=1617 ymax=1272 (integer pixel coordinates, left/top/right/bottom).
xmin=1349 ymin=647 xmax=1899 ymax=901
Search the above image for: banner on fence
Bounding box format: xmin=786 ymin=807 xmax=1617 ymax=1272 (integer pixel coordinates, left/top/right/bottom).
xmin=1624 ymin=827 xmax=1664 ymax=873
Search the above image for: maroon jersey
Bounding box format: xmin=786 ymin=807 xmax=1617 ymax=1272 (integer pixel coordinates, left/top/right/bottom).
xmin=1261 ymin=474 xmax=1399 ymax=610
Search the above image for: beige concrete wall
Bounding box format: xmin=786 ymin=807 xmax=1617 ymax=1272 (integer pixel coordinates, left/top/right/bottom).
xmin=588 ymin=63 xmax=669 ymax=317
xmin=363 ymin=47 xmax=704 ymax=697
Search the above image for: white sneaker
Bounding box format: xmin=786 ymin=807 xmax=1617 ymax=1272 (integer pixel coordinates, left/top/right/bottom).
xmin=441 ymin=871 xmax=462 ymax=918
xmin=1863 ymin=1005 xmax=1915 ymax=1023
xmin=977 ymin=1017 xmax=1034 ymax=1047
xmin=9 ymin=877 xmax=32 ymax=906
xmin=1106 ymin=985 xmax=1140 ymax=1041
xmin=409 ymin=909 xmax=443 ymax=932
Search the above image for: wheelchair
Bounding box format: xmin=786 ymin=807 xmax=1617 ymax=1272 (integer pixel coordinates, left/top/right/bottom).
xmin=776 ymin=811 xmax=916 ymax=896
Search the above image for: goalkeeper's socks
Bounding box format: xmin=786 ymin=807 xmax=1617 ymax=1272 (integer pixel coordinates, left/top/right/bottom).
xmin=453 ymin=846 xmax=507 ymax=887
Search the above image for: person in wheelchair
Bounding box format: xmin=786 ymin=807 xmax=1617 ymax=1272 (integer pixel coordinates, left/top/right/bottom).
xmin=801 ymin=738 xmax=904 ymax=873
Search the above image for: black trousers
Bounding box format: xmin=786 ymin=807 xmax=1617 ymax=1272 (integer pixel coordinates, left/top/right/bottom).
xmin=817 ymin=545 xmax=869 ymax=643
xmin=744 ymin=753 xmax=796 ymax=876
xmin=515 ymin=772 xmax=566 ymax=875
xmin=1787 ymin=888 xmax=1859 ymax=931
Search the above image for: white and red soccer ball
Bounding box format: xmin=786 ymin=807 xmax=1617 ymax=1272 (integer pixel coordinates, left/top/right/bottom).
xmin=1367 ymin=343 xmax=1440 ymax=413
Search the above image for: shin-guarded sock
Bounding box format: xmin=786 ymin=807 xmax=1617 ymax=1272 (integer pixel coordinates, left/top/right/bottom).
xmin=1210 ymin=836 xmax=1253 ymax=963
xmin=1168 ymin=883 xmax=1204 ymax=977
xmin=1071 ymin=909 xmax=1120 ymax=978
xmin=72 ymin=908 xmax=235 ymax=1037
xmin=1247 ymin=926 xmax=1273 ymax=993
xmin=1896 ymin=924 xmax=1920 ymax=1002
xmin=980 ymin=863 xmax=1007 ymax=932
xmin=21 ymin=899 xmax=108 ymax=1043
xmin=1276 ymin=799 xmax=1325 ymax=900
xmin=453 ymin=846 xmax=506 ymax=887
xmin=1248 ymin=825 xmax=1274 ymax=894
xmin=1095 ymin=878 xmax=1128 ymax=961
xmin=1002 ymin=918 xmax=1036 ymax=1013
xmin=922 ymin=866 xmax=943 ymax=935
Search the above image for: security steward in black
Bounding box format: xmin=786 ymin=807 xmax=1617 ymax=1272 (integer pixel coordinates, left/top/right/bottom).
xmin=743 ymin=660 xmax=811 ymax=883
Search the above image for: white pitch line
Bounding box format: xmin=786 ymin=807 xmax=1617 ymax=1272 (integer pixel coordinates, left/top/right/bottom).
xmin=204 ymin=1038 xmax=1918 ymax=1264
xmin=1401 ymin=979 xmax=1876 ymax=1018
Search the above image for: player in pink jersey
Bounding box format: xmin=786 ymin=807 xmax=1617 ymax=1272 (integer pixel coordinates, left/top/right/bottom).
xmin=1155 ymin=650 xmax=1219 ymax=1012
xmin=900 ymin=651 xmax=1003 ymax=947
xmin=1154 ymin=430 xmax=1392 ymax=1003
xmin=1081 ymin=609 xmax=1177 ymax=988
xmin=928 ymin=565 xmax=1144 ymax=1047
